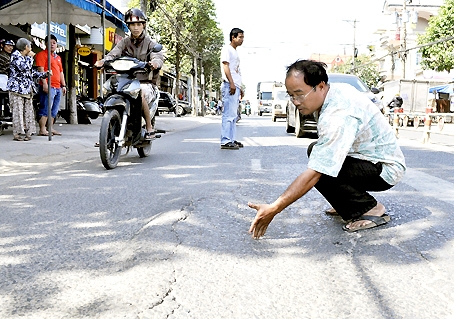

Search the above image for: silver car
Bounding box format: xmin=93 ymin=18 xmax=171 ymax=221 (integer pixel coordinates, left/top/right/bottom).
xmin=286 ymin=73 xmax=381 ymax=138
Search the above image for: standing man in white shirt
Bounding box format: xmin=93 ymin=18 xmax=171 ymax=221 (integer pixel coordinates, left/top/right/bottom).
xmin=220 ymin=28 xmax=244 ymax=150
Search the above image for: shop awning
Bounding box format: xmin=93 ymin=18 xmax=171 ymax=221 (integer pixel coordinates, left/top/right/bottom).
xmin=0 ymin=24 xmax=29 ymax=39
xmin=0 ymin=0 xmax=127 ymax=32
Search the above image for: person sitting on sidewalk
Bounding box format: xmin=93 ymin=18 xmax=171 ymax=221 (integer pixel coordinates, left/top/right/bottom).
xmin=0 ymin=39 xmax=15 ymax=118
xmin=248 ymin=60 xmax=406 ymax=238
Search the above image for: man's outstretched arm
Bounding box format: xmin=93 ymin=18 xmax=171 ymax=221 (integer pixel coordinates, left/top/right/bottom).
xmin=248 ymin=168 xmax=321 ymax=239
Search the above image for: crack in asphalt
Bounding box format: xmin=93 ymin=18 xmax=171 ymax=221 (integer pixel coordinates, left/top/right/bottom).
xmin=144 ymin=199 xmax=193 ymax=317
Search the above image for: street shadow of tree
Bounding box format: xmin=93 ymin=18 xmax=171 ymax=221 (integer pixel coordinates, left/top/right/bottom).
xmin=1 ymin=122 xmax=454 ymax=318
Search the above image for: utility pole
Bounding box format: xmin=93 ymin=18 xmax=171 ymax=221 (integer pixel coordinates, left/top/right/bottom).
xmin=100 ymin=0 xmax=105 ymax=99
xmin=344 ymin=19 xmax=358 ymax=74
xmin=402 ymin=0 xmax=407 ymax=79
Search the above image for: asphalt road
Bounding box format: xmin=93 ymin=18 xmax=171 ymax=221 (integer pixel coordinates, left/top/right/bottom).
xmin=1 ymin=114 xmax=454 ymax=318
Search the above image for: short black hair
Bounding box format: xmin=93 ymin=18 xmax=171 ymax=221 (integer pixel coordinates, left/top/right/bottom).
xmin=286 ymin=60 xmax=328 ymax=87
xmin=44 ymin=34 xmax=57 ymax=43
xmin=229 ymin=28 xmax=244 ymax=42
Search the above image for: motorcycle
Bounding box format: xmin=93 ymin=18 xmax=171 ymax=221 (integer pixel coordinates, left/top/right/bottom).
xmin=386 ymin=96 xmax=404 ymax=126
xmin=59 ymin=95 xmax=102 ymax=124
xmin=245 ymin=103 xmax=251 ymax=116
xmin=98 ymin=43 xmax=165 ymax=170
xmin=0 ymin=89 xmax=12 ymax=134
xmin=206 ymin=104 xmax=217 ymax=115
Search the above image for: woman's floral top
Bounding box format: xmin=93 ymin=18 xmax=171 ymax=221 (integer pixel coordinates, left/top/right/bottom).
xmin=7 ymin=50 xmax=47 ymax=95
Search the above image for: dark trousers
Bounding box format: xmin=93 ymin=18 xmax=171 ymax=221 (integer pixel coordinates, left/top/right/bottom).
xmin=307 ymin=142 xmax=393 ymax=220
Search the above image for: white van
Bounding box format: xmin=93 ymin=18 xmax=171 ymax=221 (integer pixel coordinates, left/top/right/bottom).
xmin=271 ymin=89 xmax=288 ymax=122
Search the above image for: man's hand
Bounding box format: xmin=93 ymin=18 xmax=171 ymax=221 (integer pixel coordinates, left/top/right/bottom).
xmin=248 ymin=202 xmax=279 ymax=239
xmin=148 ymin=61 xmax=159 ymax=69
xmin=94 ymin=60 xmax=104 ymax=68
xmin=229 ymin=83 xmax=236 ymax=95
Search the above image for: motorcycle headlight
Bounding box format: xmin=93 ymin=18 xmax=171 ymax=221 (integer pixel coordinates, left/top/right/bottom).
xmin=110 ymin=59 xmax=138 ymax=71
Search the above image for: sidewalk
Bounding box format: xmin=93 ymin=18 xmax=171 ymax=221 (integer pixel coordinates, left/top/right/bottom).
xmin=398 ymin=120 xmax=454 ymax=134
xmin=0 ymin=114 xmax=216 ymax=164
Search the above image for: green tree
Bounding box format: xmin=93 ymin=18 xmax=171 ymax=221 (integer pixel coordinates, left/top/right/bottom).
xmin=332 ymin=55 xmax=380 ymax=88
xmin=130 ymin=0 xmax=224 ymax=100
xmin=417 ymin=0 xmax=454 ymax=72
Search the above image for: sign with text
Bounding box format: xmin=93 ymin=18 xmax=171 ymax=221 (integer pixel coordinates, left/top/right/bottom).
xmin=77 ymin=47 xmax=92 ymax=56
xmin=31 ymin=22 xmax=67 ymax=47
xmin=105 ymin=27 xmax=123 ymax=51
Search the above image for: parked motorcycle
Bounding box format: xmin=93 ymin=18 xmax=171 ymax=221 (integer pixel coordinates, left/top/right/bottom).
xmin=206 ymin=105 xmax=217 ymax=115
xmin=0 ymin=89 xmax=12 ymax=133
xmin=59 ymin=95 xmax=102 ymax=124
xmin=78 ymin=96 xmax=103 ymax=124
xmin=98 ymin=43 xmax=165 ymax=170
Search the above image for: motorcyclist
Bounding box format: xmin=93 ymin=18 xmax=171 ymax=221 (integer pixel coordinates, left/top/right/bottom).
xmin=387 ymin=94 xmax=403 ymax=113
xmin=0 ymin=39 xmax=15 ymax=84
xmin=245 ymin=100 xmax=251 ymax=115
xmin=94 ymin=8 xmax=164 ymax=140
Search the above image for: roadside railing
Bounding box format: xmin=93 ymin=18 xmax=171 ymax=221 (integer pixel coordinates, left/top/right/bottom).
xmin=386 ymin=112 xmax=454 ymax=143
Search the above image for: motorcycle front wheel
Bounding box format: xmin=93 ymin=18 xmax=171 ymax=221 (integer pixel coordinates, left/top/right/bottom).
xmin=99 ymin=109 xmax=122 ymax=169
xmin=137 ymin=143 xmax=152 ymax=157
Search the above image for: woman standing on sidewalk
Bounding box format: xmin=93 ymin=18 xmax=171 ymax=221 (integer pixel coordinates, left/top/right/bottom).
xmin=7 ymin=38 xmax=49 ymax=141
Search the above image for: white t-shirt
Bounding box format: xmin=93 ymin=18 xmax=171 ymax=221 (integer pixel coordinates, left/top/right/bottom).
xmin=220 ymin=44 xmax=242 ymax=88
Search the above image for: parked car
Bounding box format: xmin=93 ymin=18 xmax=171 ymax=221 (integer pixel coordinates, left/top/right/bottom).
xmin=286 ymin=73 xmax=381 ymax=138
xmin=157 ymin=91 xmax=176 ymax=114
xmin=177 ymin=100 xmax=192 ymax=116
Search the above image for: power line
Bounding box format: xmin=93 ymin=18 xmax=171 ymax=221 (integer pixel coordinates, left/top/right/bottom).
xmin=354 ymin=35 xmax=454 ymax=72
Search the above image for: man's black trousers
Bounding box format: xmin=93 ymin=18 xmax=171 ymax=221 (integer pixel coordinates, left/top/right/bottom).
xmin=307 ymin=142 xmax=393 ymax=220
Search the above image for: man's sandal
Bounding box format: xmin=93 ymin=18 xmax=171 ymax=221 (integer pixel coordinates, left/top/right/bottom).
xmin=342 ymin=214 xmax=390 ymax=233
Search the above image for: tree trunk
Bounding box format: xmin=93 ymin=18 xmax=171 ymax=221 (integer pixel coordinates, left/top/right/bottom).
xmin=192 ymin=56 xmax=198 ymax=116
xmin=175 ymin=42 xmax=181 ymax=103
xmin=140 ymin=0 xmax=147 ymax=13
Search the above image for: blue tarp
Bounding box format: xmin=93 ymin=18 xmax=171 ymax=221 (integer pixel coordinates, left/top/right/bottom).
xmin=429 ymin=83 xmax=454 ymax=94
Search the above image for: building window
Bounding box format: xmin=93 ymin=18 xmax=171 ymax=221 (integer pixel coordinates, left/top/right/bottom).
xmin=416 ymin=52 xmax=422 ymax=66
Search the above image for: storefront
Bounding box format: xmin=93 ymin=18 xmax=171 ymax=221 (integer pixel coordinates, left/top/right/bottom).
xmin=0 ymin=0 xmax=127 ymax=124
